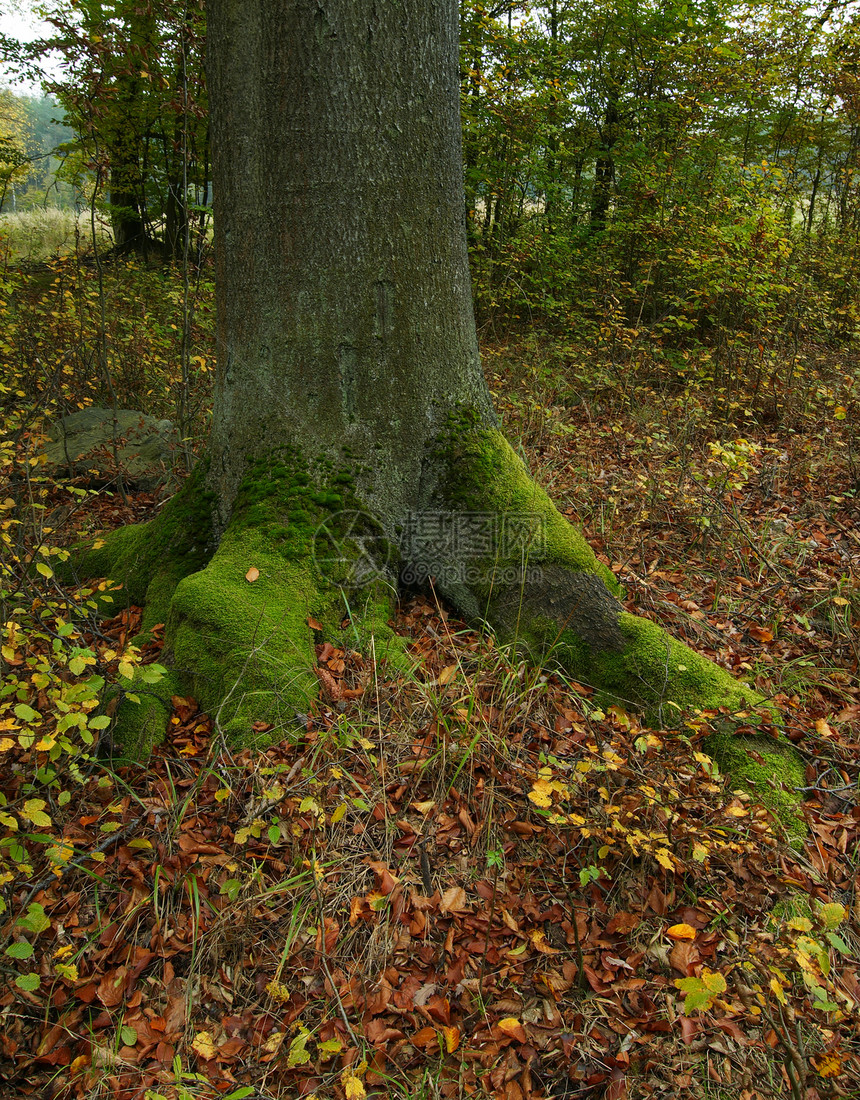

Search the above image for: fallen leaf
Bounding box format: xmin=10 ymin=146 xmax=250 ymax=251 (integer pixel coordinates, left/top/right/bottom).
xmin=496 ymin=1017 xmax=527 ymax=1042
xmin=667 ymin=923 xmax=697 ymax=941
xmin=439 ymin=886 xmax=469 ymax=913
xmin=442 ymin=1025 xmax=460 ymax=1052
xmin=245 ymin=566 xmax=260 ymax=582
xmin=192 ymin=1031 xmax=217 ymax=1061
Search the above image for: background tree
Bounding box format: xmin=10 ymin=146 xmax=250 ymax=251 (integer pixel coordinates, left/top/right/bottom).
xmin=22 ymin=0 xmax=209 ymax=257
xmin=0 ymin=87 xmax=31 ymax=212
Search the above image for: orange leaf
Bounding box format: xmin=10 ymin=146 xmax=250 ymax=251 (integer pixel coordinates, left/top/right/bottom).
xmin=667 ymin=923 xmax=697 ymax=941
xmin=411 ymin=1026 xmax=439 ymax=1050
xmin=245 ymin=566 xmax=260 ymax=582
xmin=442 ymin=1025 xmax=460 ymax=1053
xmin=307 ymin=616 xmax=323 ymax=630
xmin=496 ymin=1017 xmax=527 ymax=1043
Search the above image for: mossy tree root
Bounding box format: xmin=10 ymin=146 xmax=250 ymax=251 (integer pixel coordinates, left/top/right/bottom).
xmin=420 ymin=426 xmax=804 ymax=834
xmin=69 ymin=453 xmax=407 ymax=753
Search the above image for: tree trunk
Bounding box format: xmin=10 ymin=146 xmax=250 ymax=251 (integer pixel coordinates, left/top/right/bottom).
xmin=74 ymin=0 xmax=803 ymax=832
xmin=205 ymin=0 xmax=492 ymax=530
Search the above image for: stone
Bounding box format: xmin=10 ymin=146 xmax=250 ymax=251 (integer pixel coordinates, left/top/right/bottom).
xmin=43 ymin=407 xmax=180 ymax=491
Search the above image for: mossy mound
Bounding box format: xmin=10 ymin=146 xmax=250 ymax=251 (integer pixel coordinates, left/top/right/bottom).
xmin=704 ymin=730 xmax=806 ymax=842
xmin=433 ymin=426 xmax=760 ymax=717
xmin=69 ymin=460 xmax=216 ymax=631
xmin=167 ymin=519 xmax=403 ymax=742
xmin=108 ymin=668 xmax=183 ymax=762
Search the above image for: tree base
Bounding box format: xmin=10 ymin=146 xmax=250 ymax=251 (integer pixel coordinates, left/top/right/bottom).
xmin=69 ymin=430 xmax=804 ymax=834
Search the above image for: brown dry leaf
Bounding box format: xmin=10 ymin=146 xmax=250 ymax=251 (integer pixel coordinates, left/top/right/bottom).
xmin=439 ymin=886 xmax=469 ymax=913
xmin=366 ymin=860 xmax=399 ymax=895
xmin=307 ymin=616 xmax=323 ymax=630
xmin=607 ymin=911 xmax=640 ymax=935
xmin=438 ymin=664 xmax=457 ymax=685
xmin=245 ymin=566 xmax=260 ymax=583
xmin=670 ymin=939 xmax=700 ymax=976
xmin=96 ymin=966 xmax=127 ymax=1008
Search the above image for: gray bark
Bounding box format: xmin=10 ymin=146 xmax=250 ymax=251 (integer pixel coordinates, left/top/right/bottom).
xmin=206 ymin=0 xmax=494 ymax=532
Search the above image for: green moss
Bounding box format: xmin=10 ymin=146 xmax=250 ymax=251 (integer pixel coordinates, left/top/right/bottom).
xmin=600 ymin=614 xmax=761 ymax=716
xmin=107 ymin=668 xmax=182 ymax=761
xmin=66 ymin=449 xmax=409 ymax=751
xmin=70 ymin=460 xmax=216 ymax=632
xmin=438 ymin=426 xmax=619 ymax=591
xmin=704 ymin=731 xmax=806 ymax=841
xmin=164 ymin=449 xmax=409 ymax=745
xmin=768 ymin=892 xmax=813 ymax=928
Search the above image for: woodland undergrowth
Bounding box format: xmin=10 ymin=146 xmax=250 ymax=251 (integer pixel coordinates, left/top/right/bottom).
xmin=0 ymin=257 xmax=858 ymax=1100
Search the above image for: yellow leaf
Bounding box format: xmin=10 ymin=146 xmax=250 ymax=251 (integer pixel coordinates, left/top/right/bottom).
xmin=654 ymin=848 xmax=674 ymax=871
xmin=343 ymin=1072 xmax=366 ymax=1100
xmin=330 ymin=802 xmax=347 ymax=825
xmin=192 ymin=1030 xmax=218 ymax=1060
xmin=262 ymin=1030 xmax=285 ymax=1055
xmin=0 ymin=738 xmax=15 ymax=752
xmin=438 ymin=664 xmax=457 ymax=684
xmin=528 ymin=779 xmax=553 ymax=808
xmin=701 ymin=968 xmax=728 ymax=993
xmin=770 ymin=977 xmax=787 ymax=1005
xmin=815 ymin=718 xmax=835 ymax=738
xmin=36 ymin=562 xmax=53 ymax=579
xmin=529 ymin=929 xmax=561 ymax=954
xmin=814 ymin=1050 xmax=844 ymax=1078
xmin=818 ymin=903 xmax=846 ymax=930
xmin=287 ymin=1028 xmax=311 ymax=1067
xmin=667 ymin=923 xmax=697 ymax=941
xmin=22 ymin=799 xmax=52 ymax=828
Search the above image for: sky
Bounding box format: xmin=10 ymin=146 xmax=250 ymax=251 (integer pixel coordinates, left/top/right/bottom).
xmin=0 ymin=3 xmax=62 ymax=95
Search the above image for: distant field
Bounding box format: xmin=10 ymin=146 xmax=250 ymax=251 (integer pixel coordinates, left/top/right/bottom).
xmin=0 ymin=206 xmax=112 ymax=261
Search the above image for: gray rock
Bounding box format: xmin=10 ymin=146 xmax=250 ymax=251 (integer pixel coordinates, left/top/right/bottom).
xmin=44 ymin=407 xmax=179 ymax=490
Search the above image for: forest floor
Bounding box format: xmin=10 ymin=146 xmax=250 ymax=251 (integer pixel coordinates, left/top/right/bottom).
xmin=0 ymin=264 xmax=859 ymax=1100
